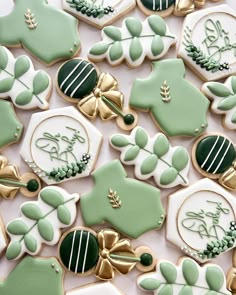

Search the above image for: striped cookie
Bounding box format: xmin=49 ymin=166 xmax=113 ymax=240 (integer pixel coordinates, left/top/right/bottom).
xmin=137 ymin=0 xmax=175 ymax=16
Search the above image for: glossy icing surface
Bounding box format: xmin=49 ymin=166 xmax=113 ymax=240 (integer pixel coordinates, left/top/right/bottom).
xmin=66 ymin=282 xmax=124 ymax=295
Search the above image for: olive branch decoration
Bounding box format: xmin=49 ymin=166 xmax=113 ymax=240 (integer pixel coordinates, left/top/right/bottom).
xmin=108 ymin=189 xmax=122 ymax=209
xmin=160 ymin=80 xmax=171 ymax=103
xmin=24 ymin=9 xmax=38 ymax=30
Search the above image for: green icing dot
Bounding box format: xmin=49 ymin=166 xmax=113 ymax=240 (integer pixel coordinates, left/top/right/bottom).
xmin=27 ymin=179 xmax=39 ymax=192
xmin=123 ymin=114 xmax=135 ymax=125
xmin=140 ymin=253 xmax=153 ymax=266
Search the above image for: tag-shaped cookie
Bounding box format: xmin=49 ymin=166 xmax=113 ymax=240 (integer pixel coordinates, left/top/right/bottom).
xmin=110 ymin=127 xmax=190 ymax=188
xmin=63 ymin=0 xmax=135 ymax=29
xmin=58 ymin=227 xmax=156 ymax=280
xmin=138 ymin=257 xmax=231 ymax=295
xmin=0 ymin=0 xmax=80 ymax=65
xmin=129 ymin=59 xmax=209 ymax=137
xmin=80 ymin=160 xmax=165 ymax=238
xmin=0 ymin=155 xmax=41 ymax=199
xmin=192 ymin=133 xmax=236 ymax=191
xmin=0 ymin=256 xmax=64 ymax=295
xmin=6 ymin=186 xmax=79 ymax=260
xmin=202 ymin=76 xmax=236 ymax=130
xmin=20 ymin=106 xmax=102 ymax=184
xmin=0 ymin=46 xmax=51 ymax=110
xmin=66 ymin=282 xmax=125 ymax=295
xmin=56 ymin=58 xmax=137 ymax=130
xmin=178 ymin=5 xmax=236 ymax=81
xmin=88 ymin=15 xmax=176 ymax=68
xmin=0 ymin=100 xmax=23 ymax=151
xmin=166 ymin=178 xmax=236 ymax=263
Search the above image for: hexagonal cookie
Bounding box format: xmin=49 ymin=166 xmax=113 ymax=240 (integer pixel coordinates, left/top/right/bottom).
xmin=178 ymin=5 xmax=236 ymax=81
xmin=166 ymin=178 xmax=236 ymax=263
xmin=20 ymin=106 xmax=102 ymax=185
xmin=62 ymin=0 xmax=136 ymax=29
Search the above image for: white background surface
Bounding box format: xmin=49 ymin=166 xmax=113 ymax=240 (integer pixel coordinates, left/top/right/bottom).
xmin=0 ymin=0 xmax=236 ymax=294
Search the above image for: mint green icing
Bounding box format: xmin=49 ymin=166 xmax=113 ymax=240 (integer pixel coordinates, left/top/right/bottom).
xmin=160 ymin=262 xmax=177 ymax=284
xmin=125 ymin=17 xmax=142 ymax=37
xmin=151 ymin=35 xmax=164 ymax=56
xmin=130 ymin=38 xmax=143 ymax=61
xmin=207 ymin=83 xmax=232 ymax=98
xmin=129 ymin=59 xmax=209 ymax=137
xmin=182 ymin=259 xmax=199 ymax=285
xmin=0 ymin=100 xmax=23 ymax=150
xmin=0 ymin=256 xmax=63 ymax=295
xmin=0 ymin=0 xmax=80 ymax=65
xmin=80 ymin=160 xmax=165 ymax=238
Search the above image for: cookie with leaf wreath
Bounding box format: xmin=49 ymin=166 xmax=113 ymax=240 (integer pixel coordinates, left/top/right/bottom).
xmin=62 ymin=0 xmax=136 ymax=29
xmin=88 ymin=15 xmax=177 ymax=68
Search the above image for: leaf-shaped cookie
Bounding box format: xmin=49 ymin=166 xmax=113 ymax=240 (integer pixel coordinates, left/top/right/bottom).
xmin=14 ymin=56 xmax=30 ymax=78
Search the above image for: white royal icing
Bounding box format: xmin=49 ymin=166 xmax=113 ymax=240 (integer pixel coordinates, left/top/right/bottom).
xmin=66 ymin=282 xmax=124 ymax=295
xmin=0 ymin=216 xmax=7 ymax=255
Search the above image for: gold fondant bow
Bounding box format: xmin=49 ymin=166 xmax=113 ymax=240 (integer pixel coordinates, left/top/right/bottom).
xmin=78 ymin=73 xmax=124 ymax=121
xmin=95 ymin=229 xmax=136 ymax=280
xmin=175 ymin=0 xmax=206 ymax=15
xmin=0 ymin=155 xmax=21 ymax=199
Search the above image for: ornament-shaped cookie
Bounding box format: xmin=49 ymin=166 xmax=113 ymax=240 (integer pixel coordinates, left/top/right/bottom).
xmin=88 ymin=15 xmax=176 ymax=68
xmin=192 ymin=133 xmax=236 ymax=191
xmin=129 ymin=59 xmax=209 ymax=137
xmin=20 ymin=106 xmax=102 ymax=185
xmin=57 ymin=58 xmax=137 ymax=130
xmin=178 ymin=5 xmax=236 ymax=81
xmin=80 ymin=160 xmax=165 ymax=238
xmin=0 ymin=0 xmax=80 ymax=65
xmin=58 ymin=227 xmax=156 ymax=280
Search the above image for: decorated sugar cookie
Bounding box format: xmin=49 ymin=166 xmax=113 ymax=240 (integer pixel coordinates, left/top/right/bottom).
xmin=66 ymin=282 xmax=125 ymax=295
xmin=0 ymin=215 xmax=7 ymax=256
xmin=80 ymin=160 xmax=165 ymax=238
xmin=88 ymin=15 xmax=177 ymax=68
xmin=57 ymin=58 xmax=137 ymax=130
xmin=192 ymin=133 xmax=236 ymax=191
xmin=20 ymin=106 xmax=102 ymax=185
xmin=138 ymin=257 xmax=231 ymax=295
xmin=0 ymin=46 xmax=51 ymax=110
xmin=227 ymin=249 xmax=236 ymax=295
xmin=0 ymin=155 xmax=41 ymax=199
xmin=6 ymin=186 xmax=79 ymax=260
xmin=202 ymin=76 xmax=236 ymax=130
xmin=63 ymin=0 xmax=135 ymax=29
xmin=110 ymin=127 xmax=190 ymax=188
xmin=166 ymin=178 xmax=236 ymax=263
xmin=129 ymin=59 xmax=209 ymax=137
xmin=178 ymin=5 xmax=236 ymax=81
xmin=0 ymin=256 xmax=64 ymax=295
xmin=58 ymin=227 xmax=156 ymax=280
xmin=0 ymin=100 xmax=23 ymax=151
xmin=0 ymin=0 xmax=80 ymax=65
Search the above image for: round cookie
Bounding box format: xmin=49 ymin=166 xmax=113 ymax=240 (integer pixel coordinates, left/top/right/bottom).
xmin=137 ymin=0 xmax=175 ymax=17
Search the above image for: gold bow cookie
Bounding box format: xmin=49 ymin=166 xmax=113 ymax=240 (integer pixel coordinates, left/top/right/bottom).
xmin=78 ymin=73 xmax=124 ymax=121
xmin=175 ymin=0 xmax=217 ymax=16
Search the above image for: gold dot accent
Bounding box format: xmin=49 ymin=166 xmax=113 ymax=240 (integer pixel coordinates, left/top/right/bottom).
xmin=201 ymin=124 xmax=205 ymax=128
xmin=70 ymin=48 xmax=73 ymax=53
xmin=14 ymin=133 xmax=18 ymax=138
xmin=195 ymin=129 xmax=199 ymax=133
xmin=74 ymin=42 xmax=77 ymax=47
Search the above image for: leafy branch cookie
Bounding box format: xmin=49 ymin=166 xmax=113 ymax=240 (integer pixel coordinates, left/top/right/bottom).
xmin=178 ymin=5 xmax=236 ymax=81
xmin=6 ymin=186 xmax=79 ymax=260
xmin=88 ymin=15 xmax=176 ymax=68
xmin=138 ymin=257 xmax=231 ymax=295
xmin=166 ymin=178 xmax=236 ymax=263
xmin=192 ymin=133 xmax=236 ymax=191
xmin=80 ymin=160 xmax=165 ymax=238
xmin=129 ymin=59 xmax=209 ymax=137
xmin=56 ymin=58 xmax=137 ymax=130
xmin=202 ymin=76 xmax=236 ymax=130
xmin=0 ymin=256 xmax=64 ymax=295
xmin=0 ymin=0 xmax=80 ymax=65
xmin=63 ymin=0 xmax=136 ymax=29
xmin=0 ymin=100 xmax=23 ymax=151
xmin=0 ymin=46 xmax=51 ymax=110
xmin=58 ymin=227 xmax=156 ymax=280
xmin=110 ymin=127 xmax=190 ymax=188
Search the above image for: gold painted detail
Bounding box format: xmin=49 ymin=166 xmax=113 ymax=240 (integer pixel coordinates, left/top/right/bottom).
xmin=160 ymin=80 xmax=171 ymax=103
xmin=227 ymin=249 xmax=236 ymax=294
xmin=108 ymin=189 xmax=121 ymax=208
xmin=25 ymin=9 xmax=38 ymax=30
xmin=219 ymin=161 xmax=236 ymax=191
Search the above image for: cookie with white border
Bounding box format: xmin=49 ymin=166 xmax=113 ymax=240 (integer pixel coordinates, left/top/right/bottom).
xmin=166 ymin=178 xmax=236 ymax=263
xmin=20 ymin=106 xmax=102 ymax=185
xmin=66 ymin=282 xmax=125 ymax=295
xmin=192 ymin=133 xmax=236 ymax=191
xmin=88 ymin=15 xmax=176 ymax=68
xmin=0 ymin=214 xmax=7 ymax=256
xmin=63 ymin=0 xmax=135 ymax=29
xmin=178 ymin=5 xmax=235 ymax=81
xmin=138 ymin=257 xmax=231 ymax=294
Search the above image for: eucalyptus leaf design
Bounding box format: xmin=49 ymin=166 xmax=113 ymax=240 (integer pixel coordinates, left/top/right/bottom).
xmin=6 ymin=187 xmax=79 ymax=260
xmin=202 ymin=76 xmax=236 ymax=130
xmin=89 ymin=15 xmax=176 ymax=67
xmin=0 ymin=46 xmax=51 ymax=110
xmin=138 ymin=258 xmax=230 ymax=295
xmin=110 ymin=127 xmax=190 ymax=188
